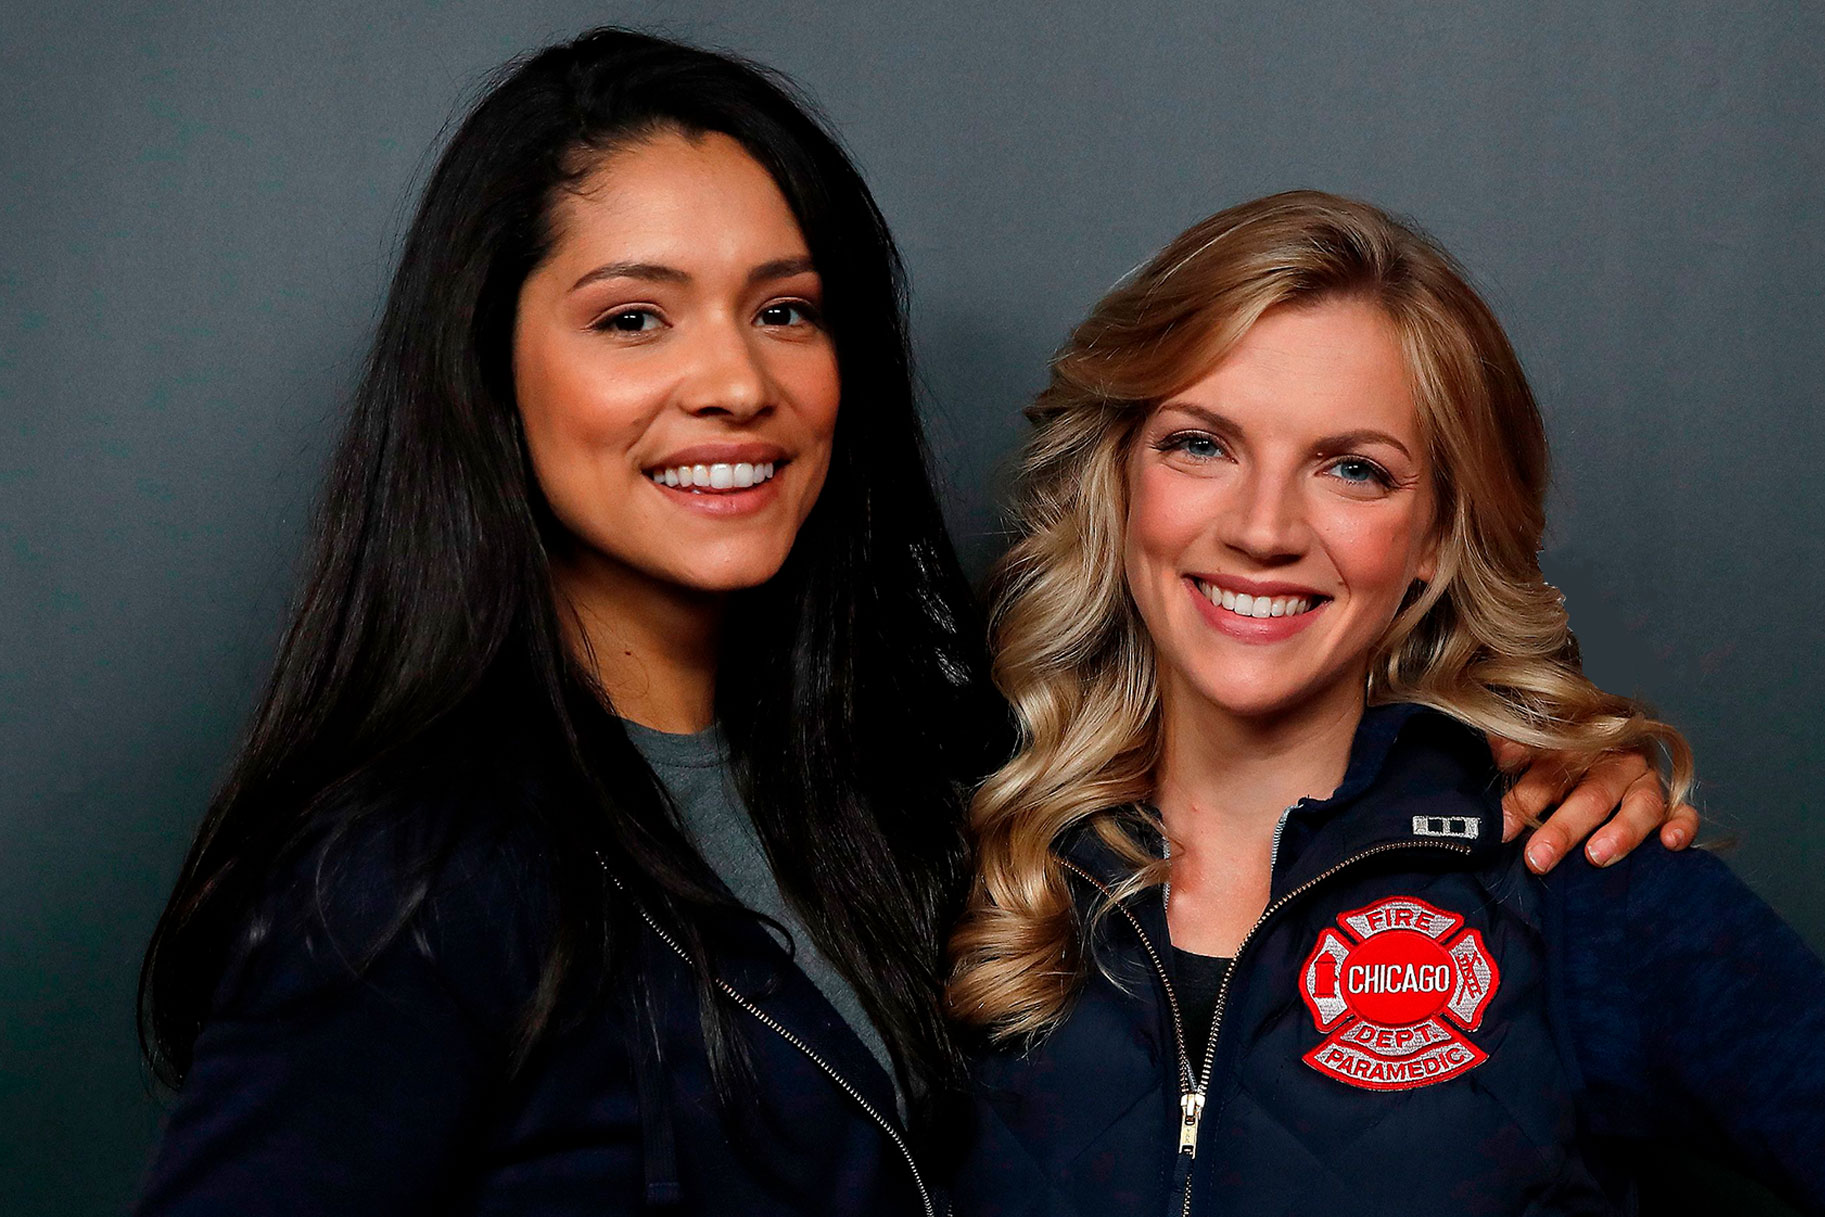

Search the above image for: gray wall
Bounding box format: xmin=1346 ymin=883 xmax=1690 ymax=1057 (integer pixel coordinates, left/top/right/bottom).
xmin=3 ymin=3 xmax=1820 ymax=1212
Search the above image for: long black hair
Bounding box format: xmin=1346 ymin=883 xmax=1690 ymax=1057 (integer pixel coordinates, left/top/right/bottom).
xmin=139 ymin=27 xmax=1006 ymax=1110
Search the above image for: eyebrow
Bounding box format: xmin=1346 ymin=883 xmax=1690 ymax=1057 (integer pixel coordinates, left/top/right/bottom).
xmin=570 ymin=261 xmax=687 ymax=291
xmin=1157 ymin=402 xmax=1414 ymax=460
xmin=1318 ymin=428 xmax=1413 ymax=460
xmin=747 ymin=256 xmax=818 ymax=285
xmin=569 ymin=255 xmax=818 ymax=293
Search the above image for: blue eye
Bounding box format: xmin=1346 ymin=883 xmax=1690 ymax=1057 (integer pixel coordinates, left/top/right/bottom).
xmin=1329 ymin=456 xmax=1393 ymax=487
xmin=1160 ymin=431 xmax=1226 ymax=460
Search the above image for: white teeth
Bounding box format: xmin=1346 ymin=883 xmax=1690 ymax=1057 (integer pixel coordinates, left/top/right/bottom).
xmin=1200 ymin=581 xmax=1316 ymax=620
xmin=654 ymin=460 xmax=779 ymax=491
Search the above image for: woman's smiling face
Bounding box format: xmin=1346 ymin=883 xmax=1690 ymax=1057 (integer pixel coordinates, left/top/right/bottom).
xmin=513 ymin=128 xmax=840 ymax=597
xmin=1124 ymin=297 xmax=1440 ymax=727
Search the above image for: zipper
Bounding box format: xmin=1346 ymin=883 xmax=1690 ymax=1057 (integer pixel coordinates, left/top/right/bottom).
xmin=1062 ymin=837 xmax=1472 ymax=1217
xmin=1166 ymin=801 xmax=1296 ymax=1161
xmin=1058 ymin=859 xmax=1196 ymax=1092
xmin=600 ymin=864 xmax=937 ymax=1217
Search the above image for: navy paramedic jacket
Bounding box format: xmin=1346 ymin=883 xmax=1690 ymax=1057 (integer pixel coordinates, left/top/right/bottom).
xmin=949 ymin=704 xmax=1825 ymax=1217
xmin=134 ymin=738 xmax=935 ymax=1217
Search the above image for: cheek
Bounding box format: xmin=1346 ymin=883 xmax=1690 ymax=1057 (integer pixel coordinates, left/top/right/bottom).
xmin=1124 ymin=463 xmax=1210 ymax=580
xmin=781 ymin=345 xmax=842 ymax=463
xmin=520 ymin=333 xmax=646 ymax=441
xmin=788 ymin=346 xmax=842 ymax=422
xmin=1322 ymin=501 xmax=1433 ymax=606
xmin=1122 ymin=461 xmax=1223 ymax=648
xmin=513 ymin=328 xmax=662 ymax=522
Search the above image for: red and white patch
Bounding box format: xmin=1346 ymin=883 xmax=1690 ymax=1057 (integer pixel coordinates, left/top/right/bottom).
xmin=1299 ymin=895 xmax=1500 ymax=1091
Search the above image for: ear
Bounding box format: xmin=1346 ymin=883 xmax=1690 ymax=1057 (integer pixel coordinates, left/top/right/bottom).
xmin=1415 ymin=541 xmax=1439 ymax=584
xmin=1413 ymin=514 xmax=1443 ymax=586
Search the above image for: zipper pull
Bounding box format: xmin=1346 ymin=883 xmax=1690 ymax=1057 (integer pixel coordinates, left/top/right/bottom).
xmin=1178 ymin=1090 xmax=1206 ymax=1157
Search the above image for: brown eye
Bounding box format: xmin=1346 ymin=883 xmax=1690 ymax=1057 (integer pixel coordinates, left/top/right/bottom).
xmin=757 ymin=301 xmax=817 ymax=327
xmin=595 ymin=308 xmax=661 ymax=333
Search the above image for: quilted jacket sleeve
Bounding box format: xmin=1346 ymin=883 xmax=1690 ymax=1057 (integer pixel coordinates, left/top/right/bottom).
xmin=1554 ymin=842 xmax=1825 ymax=1213
xmin=133 ymin=816 xmax=554 ymax=1217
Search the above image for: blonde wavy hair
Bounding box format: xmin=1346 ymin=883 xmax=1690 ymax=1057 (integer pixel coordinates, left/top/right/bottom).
xmin=947 ymin=190 xmax=1694 ymax=1041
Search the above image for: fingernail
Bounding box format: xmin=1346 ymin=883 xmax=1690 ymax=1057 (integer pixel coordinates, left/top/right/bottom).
xmin=1502 ymin=810 xmax=1520 ymax=842
xmin=1665 ymin=827 xmax=1688 ymax=849
xmin=1586 ymin=838 xmax=1614 ymax=867
xmin=1527 ymin=841 xmax=1556 ymax=872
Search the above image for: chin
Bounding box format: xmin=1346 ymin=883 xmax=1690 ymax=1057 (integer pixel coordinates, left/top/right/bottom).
xmin=1196 ymin=688 xmax=1310 ymax=723
xmin=1180 ymin=658 xmax=1348 ymax=724
xmin=673 ymin=548 xmax=797 ymax=593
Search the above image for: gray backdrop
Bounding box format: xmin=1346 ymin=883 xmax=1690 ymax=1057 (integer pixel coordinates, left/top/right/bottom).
xmin=4 ymin=2 xmax=1820 ymax=1213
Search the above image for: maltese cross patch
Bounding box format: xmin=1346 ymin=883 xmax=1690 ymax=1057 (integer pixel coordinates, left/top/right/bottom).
xmin=1298 ymin=895 xmax=1500 ymax=1091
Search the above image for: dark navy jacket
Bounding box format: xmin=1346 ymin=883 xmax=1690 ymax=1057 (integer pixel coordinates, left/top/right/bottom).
xmin=135 ymin=772 xmax=935 ymax=1216
xmin=951 ymin=705 xmax=1825 ymax=1217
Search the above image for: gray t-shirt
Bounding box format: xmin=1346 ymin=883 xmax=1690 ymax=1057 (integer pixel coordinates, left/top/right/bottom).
xmin=623 ymin=720 xmax=903 ymax=1113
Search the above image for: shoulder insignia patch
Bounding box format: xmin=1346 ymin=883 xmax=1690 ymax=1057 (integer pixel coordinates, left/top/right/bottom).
xmin=1298 ymin=894 xmax=1499 ymax=1091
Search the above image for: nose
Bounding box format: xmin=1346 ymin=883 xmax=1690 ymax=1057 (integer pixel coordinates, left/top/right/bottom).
xmin=1216 ymin=465 xmax=1307 ymax=564
xmin=676 ymin=316 xmax=774 ymax=421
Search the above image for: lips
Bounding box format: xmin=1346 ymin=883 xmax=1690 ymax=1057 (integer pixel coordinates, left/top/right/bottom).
xmin=1192 ymin=577 xmax=1326 ymax=621
xmin=1186 ymin=576 xmax=1329 ymax=644
xmin=649 ymin=459 xmax=777 ymax=492
xmin=643 ymin=443 xmax=788 ymax=496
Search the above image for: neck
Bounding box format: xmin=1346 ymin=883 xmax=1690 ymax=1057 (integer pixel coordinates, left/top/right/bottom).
xmin=1152 ymin=668 xmax=1372 ymax=956
xmin=1154 ymin=668 xmax=1368 ymax=844
xmin=553 ymin=548 xmax=723 ymax=734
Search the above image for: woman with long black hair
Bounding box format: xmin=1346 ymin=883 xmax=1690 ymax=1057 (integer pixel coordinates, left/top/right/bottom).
xmin=134 ymin=29 xmax=1685 ymax=1217
xmin=136 ymin=29 xmax=1001 ymax=1215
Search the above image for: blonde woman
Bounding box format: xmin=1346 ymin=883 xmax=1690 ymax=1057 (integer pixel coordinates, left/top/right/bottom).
xmin=945 ymin=192 xmax=1825 ymax=1216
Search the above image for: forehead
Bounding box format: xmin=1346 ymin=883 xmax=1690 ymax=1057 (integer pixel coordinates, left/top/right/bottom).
xmin=1164 ymin=299 xmax=1417 ymax=440
xmin=545 ymin=129 xmax=809 ymax=262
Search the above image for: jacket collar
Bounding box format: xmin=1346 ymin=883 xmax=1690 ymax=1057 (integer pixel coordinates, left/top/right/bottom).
xmin=697 ymin=890 xmax=906 ymax=1124
xmin=1059 ymin=703 xmax=1506 ymax=897
xmin=1266 ymin=702 xmax=1505 ymax=896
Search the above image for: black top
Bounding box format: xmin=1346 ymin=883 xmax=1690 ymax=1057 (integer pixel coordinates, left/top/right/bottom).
xmin=133 ymin=749 xmax=926 ymax=1216
xmin=1170 ymin=946 xmax=1232 ymax=1073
